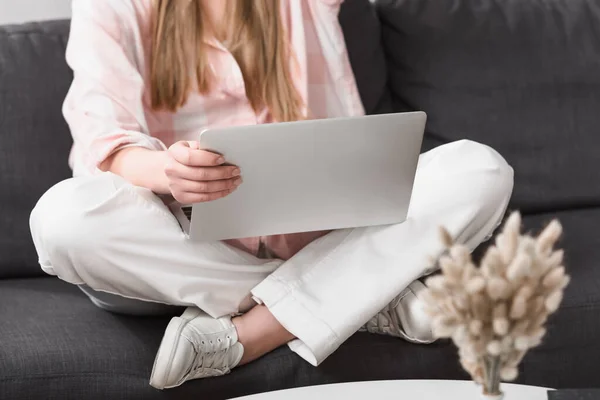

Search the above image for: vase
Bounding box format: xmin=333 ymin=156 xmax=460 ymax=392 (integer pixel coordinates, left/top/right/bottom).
xmin=481 ymin=392 xmax=504 ymax=400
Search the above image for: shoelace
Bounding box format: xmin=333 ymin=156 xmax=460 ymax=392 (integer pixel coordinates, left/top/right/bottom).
xmin=363 ymin=287 xmax=413 ymax=341
xmin=375 ymin=290 xmax=407 ymax=336
xmin=189 ymin=335 xmax=235 ymax=377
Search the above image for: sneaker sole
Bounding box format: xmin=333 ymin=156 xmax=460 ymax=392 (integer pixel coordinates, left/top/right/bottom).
xmin=149 ymin=308 xmax=200 ymax=389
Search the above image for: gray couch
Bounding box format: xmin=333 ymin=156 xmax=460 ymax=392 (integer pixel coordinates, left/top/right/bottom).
xmin=1 ymin=0 xmax=599 ymax=399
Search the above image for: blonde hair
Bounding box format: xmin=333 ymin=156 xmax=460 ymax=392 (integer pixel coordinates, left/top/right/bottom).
xmin=150 ymin=0 xmax=304 ymax=122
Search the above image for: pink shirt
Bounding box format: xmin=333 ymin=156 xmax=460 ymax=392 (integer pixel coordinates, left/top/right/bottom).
xmin=64 ymin=0 xmax=365 ymax=260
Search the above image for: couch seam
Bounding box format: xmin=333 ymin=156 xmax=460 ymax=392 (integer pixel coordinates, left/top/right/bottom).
xmin=0 ymin=371 xmax=146 ymax=381
xmin=0 ymin=31 xmax=67 ymax=39
xmin=0 ymin=350 xmax=316 ymax=383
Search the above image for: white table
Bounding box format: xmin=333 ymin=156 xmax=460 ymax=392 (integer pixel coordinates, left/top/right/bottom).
xmin=232 ymin=380 xmax=552 ymax=399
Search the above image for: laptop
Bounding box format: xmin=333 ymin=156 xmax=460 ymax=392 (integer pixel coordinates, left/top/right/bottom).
xmin=185 ymin=111 xmax=426 ymax=241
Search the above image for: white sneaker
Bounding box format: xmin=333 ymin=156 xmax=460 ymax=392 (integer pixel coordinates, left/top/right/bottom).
xmin=150 ymin=307 xmax=244 ymax=389
xmin=361 ymin=280 xmax=436 ymax=344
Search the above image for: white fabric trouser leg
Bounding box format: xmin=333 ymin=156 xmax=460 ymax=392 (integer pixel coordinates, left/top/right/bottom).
xmin=30 ymin=139 xmax=513 ymax=366
xmin=250 ymin=140 xmax=513 ymax=365
xmin=30 ymin=171 xmax=283 ymax=318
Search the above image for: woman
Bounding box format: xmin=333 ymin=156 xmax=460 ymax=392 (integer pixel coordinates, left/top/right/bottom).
xmin=30 ymin=0 xmax=514 ymax=390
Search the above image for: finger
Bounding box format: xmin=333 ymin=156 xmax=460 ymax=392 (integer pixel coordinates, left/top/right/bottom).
xmin=168 ymin=164 xmax=241 ymax=181
xmin=187 ymin=141 xmax=200 ymax=150
xmin=173 ymin=177 xmax=243 ymax=194
xmin=177 ymin=188 xmax=236 ymax=204
xmin=171 ymin=143 xmax=224 ymax=167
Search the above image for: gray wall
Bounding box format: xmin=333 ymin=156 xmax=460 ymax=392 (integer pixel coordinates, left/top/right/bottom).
xmin=0 ymin=0 xmax=71 ymax=25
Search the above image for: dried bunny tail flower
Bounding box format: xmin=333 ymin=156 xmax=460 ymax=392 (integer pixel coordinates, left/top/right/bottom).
xmin=493 ymin=303 xmax=510 ymax=335
xmin=487 ymin=277 xmax=511 ymax=300
xmin=432 ymin=316 xmax=460 ymax=338
xmin=421 ymin=303 xmax=442 ymax=319
xmin=419 ymin=288 xmax=437 ymax=306
xmin=439 ymin=226 xmax=454 ymax=248
xmin=439 ymin=255 xmax=463 ymax=283
xmin=494 ymin=234 xmax=509 ymax=263
xmin=516 ymin=285 xmax=535 ymax=301
xmin=509 ymin=296 xmax=528 ymax=319
xmin=542 ymin=266 xmax=568 ymax=291
xmin=498 ymin=212 xmax=522 ymax=264
xmin=535 ymin=219 xmax=562 ymax=256
xmin=459 ymin=345 xmax=478 ymax=363
xmin=472 ymin=339 xmax=488 ymax=356
xmin=504 ymin=211 xmax=522 ymax=238
xmin=432 ymin=324 xmax=456 ymax=339
xmin=422 ymin=294 xmax=456 ymax=316
xmin=460 ymin=358 xmax=479 ymax=378
xmin=493 ymin=319 xmax=510 ymax=336
xmin=529 ymin=296 xmax=546 ymax=315
xmin=545 ymin=290 xmax=564 ymax=313
xmin=506 ymin=350 xmax=527 ymax=368
xmin=425 ymin=255 xmax=439 ymax=272
xmin=509 ymin=285 xmax=535 ymax=320
xmin=530 ymin=313 xmax=548 ymax=330
xmin=514 ymin=336 xmax=532 ymax=351
xmin=469 ymin=320 xmax=483 ymax=336
xmin=487 ymin=341 xmax=502 ymax=356
xmin=492 ymin=315 xmax=510 ymax=336
xmin=460 ymin=342 xmax=484 ymax=365
xmin=533 ymin=327 xmax=547 ymax=339
xmin=452 ymin=295 xmax=470 ymax=312
xmin=480 ymin=247 xmax=504 ymax=278
xmin=467 ymin=363 xmax=485 ymax=385
xmin=506 ymin=253 xmax=532 ymax=282
xmin=425 ymin=275 xmax=448 ymax=292
xmin=528 ymin=337 xmax=543 ymax=348
xmin=450 ymin=244 xmax=472 ymax=266
xmin=473 ymin=368 xmax=485 ymax=385
xmin=534 ymin=255 xmax=563 ymax=282
xmin=451 ymin=324 xmax=469 ymax=345
xmin=528 ymin=327 xmax=547 ymax=348
xmin=431 ymin=213 xmax=568 ymax=389
xmin=470 ymin=293 xmax=491 ymax=321
xmin=466 ymin=276 xmax=486 ymax=294
xmin=493 ymin=302 xmax=508 ymax=318
xmin=501 ymin=336 xmax=513 ymax=352
xmin=438 ymin=315 xmax=461 ymax=327
xmin=511 ymin=320 xmax=530 ymax=337
xmin=462 ymin=262 xmax=478 ymax=282
xmin=439 ymin=298 xmax=464 ymax=318
xmin=500 ymin=366 xmax=519 ymax=381
xmin=518 ymin=236 xmax=538 ymax=268
xmin=514 ymin=332 xmax=544 ymax=351
xmin=546 ymin=249 xmax=565 ymax=269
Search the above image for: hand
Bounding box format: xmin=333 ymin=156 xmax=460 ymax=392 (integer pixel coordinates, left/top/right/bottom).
xmin=164 ymin=141 xmax=242 ymax=204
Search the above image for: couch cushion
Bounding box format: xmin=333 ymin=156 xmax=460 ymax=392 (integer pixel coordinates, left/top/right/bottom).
xmin=378 ymin=0 xmax=600 ymax=213
xmin=1 ymin=209 xmax=598 ymax=399
xmin=0 ymin=277 xmax=466 ymax=400
xmin=0 ymin=21 xmax=73 ymax=279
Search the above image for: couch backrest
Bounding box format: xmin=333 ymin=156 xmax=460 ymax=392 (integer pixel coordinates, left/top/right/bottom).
xmin=0 ymin=0 xmax=390 ymax=279
xmin=379 ymin=0 xmax=600 ymax=213
xmin=340 ymin=0 xmax=393 ymax=115
xmin=0 ymin=21 xmax=73 ymax=279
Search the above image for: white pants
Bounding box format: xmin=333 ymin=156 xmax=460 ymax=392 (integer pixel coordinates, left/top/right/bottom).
xmin=30 ymin=140 xmax=513 ymax=366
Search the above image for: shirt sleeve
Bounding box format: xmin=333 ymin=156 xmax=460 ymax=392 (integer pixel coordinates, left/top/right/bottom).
xmin=318 ymin=0 xmax=344 ymax=5
xmin=63 ymin=0 xmax=166 ymax=174
xmin=316 ymin=0 xmax=345 ymax=14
